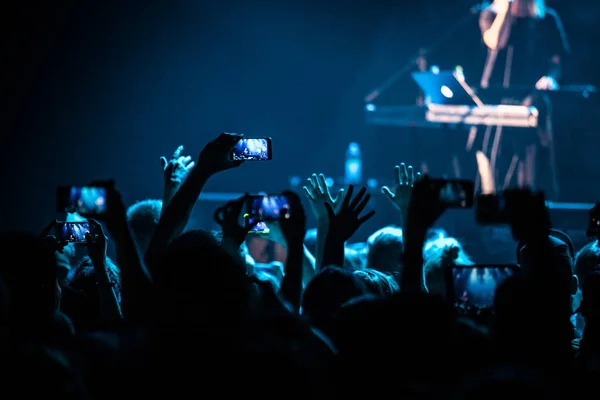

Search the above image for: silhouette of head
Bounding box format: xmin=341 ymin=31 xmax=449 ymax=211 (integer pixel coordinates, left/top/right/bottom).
xmin=302 ymin=266 xmax=368 ymax=334
xmin=367 ymin=226 xmax=403 ymax=274
xmin=158 ymin=229 xmax=253 ymax=326
xmin=0 ymin=232 xmax=59 ymax=325
xmin=126 ymin=199 xmax=162 ymax=254
xmin=353 ymin=268 xmax=399 ymax=296
xmin=423 ymin=237 xmax=473 ymax=296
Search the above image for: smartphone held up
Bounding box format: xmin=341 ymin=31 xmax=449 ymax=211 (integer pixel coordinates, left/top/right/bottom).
xmin=57 ymin=185 xmax=107 ymax=215
xmin=231 ymin=138 xmax=272 ymax=161
xmin=54 ymin=221 xmax=91 ymax=244
xmin=446 ymin=264 xmax=518 ymax=315
xmin=243 ymin=194 xmax=290 ymax=234
xmin=426 ymin=179 xmax=474 ymax=208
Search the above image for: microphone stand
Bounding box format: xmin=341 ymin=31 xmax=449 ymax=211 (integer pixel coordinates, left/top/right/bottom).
xmin=364 ymin=7 xmax=482 ymax=103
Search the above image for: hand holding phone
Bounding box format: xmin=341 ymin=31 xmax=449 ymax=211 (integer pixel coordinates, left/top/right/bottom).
xmin=231 ymin=138 xmax=272 ymax=161
xmin=428 ymin=179 xmax=474 ymax=208
xmin=243 ymin=194 xmax=291 ymax=234
xmin=446 ymin=264 xmax=518 ymax=314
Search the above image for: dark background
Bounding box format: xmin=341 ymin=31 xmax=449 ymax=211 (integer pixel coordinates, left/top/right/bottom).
xmin=2 ymin=0 xmax=599 ymax=240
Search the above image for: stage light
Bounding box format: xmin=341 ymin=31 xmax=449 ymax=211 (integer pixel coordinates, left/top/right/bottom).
xmin=345 ymin=142 xmax=362 ymax=184
xmin=365 ymin=103 xmax=376 ymax=111
xmin=289 ymin=176 xmax=301 ymax=187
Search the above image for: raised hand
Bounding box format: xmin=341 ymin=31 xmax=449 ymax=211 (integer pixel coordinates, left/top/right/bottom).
xmin=402 ymin=176 xmax=446 ymax=292
xmin=41 ymin=219 xmax=68 ymax=253
xmin=197 ymin=132 xmax=244 ymax=176
xmin=324 ymin=185 xmax=375 ymax=243
xmin=302 ymin=173 xmax=344 ymax=222
xmin=161 ymin=145 xmax=195 ymax=187
xmin=85 ymin=219 xmax=108 ymax=265
xmin=279 ymin=190 xmax=307 ymax=246
xmin=278 ymin=190 xmax=307 ymax=312
xmin=214 ymin=196 xmax=255 ymax=249
xmin=405 ymin=176 xmax=446 ymax=234
xmin=381 ymin=163 xmax=422 ymax=212
xmin=493 ymin=0 xmax=510 ymax=14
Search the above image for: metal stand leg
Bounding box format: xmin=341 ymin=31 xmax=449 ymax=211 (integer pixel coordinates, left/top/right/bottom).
xmin=525 ymin=144 xmax=537 ymax=188
xmin=503 ymin=154 xmax=520 ymax=189
xmin=490 ymin=125 xmax=503 ymax=189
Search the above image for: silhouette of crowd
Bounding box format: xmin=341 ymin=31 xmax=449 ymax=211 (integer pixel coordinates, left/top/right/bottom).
xmin=2 ymin=132 xmax=600 ymax=399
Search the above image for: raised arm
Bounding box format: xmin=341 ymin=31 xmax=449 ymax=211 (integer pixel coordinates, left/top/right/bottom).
xmin=401 ymin=177 xmax=446 ymax=292
xmin=147 ymin=133 xmax=243 ymax=262
xmin=278 ymin=191 xmax=307 ymax=312
xmin=321 ymin=185 xmax=375 ymax=269
xmin=480 ymin=1 xmax=512 ymax=50
xmin=381 ymin=163 xmax=422 ymax=233
xmin=85 ymin=220 xmax=123 ymax=324
xmin=93 ymin=182 xmax=154 ymax=323
xmin=302 ymin=173 xmax=345 ymax=273
xmin=159 ymin=145 xmax=195 ymax=213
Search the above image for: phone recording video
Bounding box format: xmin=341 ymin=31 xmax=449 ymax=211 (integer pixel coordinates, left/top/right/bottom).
xmin=476 ymin=194 xmax=508 ymax=224
xmin=447 ymin=265 xmax=518 ymax=314
xmin=57 ymin=186 xmax=107 ymax=215
xmin=433 ymin=179 xmax=474 ymax=208
xmin=55 ymin=222 xmax=90 ymax=244
xmin=231 ymin=138 xmax=272 ymax=161
xmin=244 ymin=195 xmax=290 ymax=233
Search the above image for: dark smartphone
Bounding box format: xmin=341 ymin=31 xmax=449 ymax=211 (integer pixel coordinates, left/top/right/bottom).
xmin=429 ymin=179 xmax=474 ymax=208
xmin=446 ymin=264 xmax=518 ymax=314
xmin=243 ymin=194 xmax=290 ymax=233
xmin=587 ymin=202 xmax=600 ymax=237
xmin=57 ymin=186 xmax=107 ymax=214
xmin=54 ymin=221 xmax=90 ymax=244
xmin=476 ymin=194 xmax=508 ymax=224
xmin=231 ymin=138 xmax=272 ymax=161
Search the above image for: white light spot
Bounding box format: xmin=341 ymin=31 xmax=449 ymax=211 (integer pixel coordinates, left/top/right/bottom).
xmin=441 ymin=85 xmax=454 ymax=98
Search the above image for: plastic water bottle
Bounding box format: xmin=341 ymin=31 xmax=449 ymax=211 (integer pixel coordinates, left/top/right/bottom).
xmin=345 ymin=142 xmax=362 ymax=185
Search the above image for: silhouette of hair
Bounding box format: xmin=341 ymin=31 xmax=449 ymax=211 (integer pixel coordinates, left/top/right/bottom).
xmin=334 ymin=293 xmax=455 ymax=395
xmin=343 ymin=247 xmax=366 ymax=270
xmin=423 ymin=237 xmax=473 ymax=294
xmin=580 ymin=269 xmax=600 ymax=319
xmin=302 ymin=266 xmax=368 ymax=334
xmin=575 ymin=241 xmax=600 ymax=285
xmin=157 ymin=229 xmax=252 ymax=325
xmin=126 ymin=199 xmax=162 ymax=253
xmin=0 ymin=232 xmax=58 ymax=324
xmin=353 ymin=268 xmax=399 ymax=296
xmin=366 ymin=226 xmax=403 ymax=274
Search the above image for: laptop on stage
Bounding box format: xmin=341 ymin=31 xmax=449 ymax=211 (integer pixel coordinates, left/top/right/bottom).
xmin=412 ymin=71 xmax=485 ymax=107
